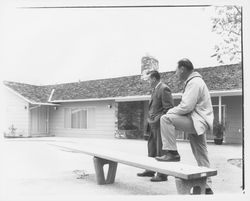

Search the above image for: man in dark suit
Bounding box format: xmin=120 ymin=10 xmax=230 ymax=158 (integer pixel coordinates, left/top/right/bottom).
xmin=137 ymin=70 xmax=174 ymax=182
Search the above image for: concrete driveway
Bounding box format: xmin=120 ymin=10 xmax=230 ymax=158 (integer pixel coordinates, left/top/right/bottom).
xmin=0 ymin=137 xmax=243 ymax=200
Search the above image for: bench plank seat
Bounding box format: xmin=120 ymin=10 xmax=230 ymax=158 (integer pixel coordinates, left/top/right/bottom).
xmin=49 ymin=143 xmax=217 ymax=180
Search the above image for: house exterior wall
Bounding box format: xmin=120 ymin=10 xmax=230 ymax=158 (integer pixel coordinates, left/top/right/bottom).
xmin=49 ymin=100 xmax=116 ymax=138
xmin=222 ymin=96 xmax=242 ymax=144
xmin=2 ymin=87 xmax=29 ymax=137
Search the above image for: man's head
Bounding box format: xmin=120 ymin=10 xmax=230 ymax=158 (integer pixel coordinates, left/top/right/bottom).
xmin=148 ymin=70 xmax=161 ymax=88
xmin=175 ymin=58 xmax=194 ymax=81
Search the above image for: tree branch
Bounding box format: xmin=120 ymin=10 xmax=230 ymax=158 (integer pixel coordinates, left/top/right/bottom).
xmin=234 ymin=6 xmax=242 ymax=15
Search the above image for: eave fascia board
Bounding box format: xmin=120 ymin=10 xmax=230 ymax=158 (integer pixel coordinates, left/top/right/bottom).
xmin=49 ymin=97 xmax=116 ymax=103
xmin=30 ymin=102 xmax=60 ymax=106
xmin=174 ymin=89 xmax=242 ymax=98
xmin=49 ymin=89 xmax=242 ymax=103
xmin=115 ymin=95 xmax=150 ymax=102
xmin=209 ymin=89 xmax=242 ymax=97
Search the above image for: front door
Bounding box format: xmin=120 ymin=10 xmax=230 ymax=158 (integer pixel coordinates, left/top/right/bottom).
xmin=30 ymin=105 xmax=49 ymax=136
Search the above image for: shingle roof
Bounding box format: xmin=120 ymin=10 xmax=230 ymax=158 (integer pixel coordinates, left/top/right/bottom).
xmin=3 ymin=81 xmax=54 ymax=103
xmin=4 ymin=63 xmax=242 ymax=103
xmin=164 ymin=63 xmax=242 ymax=93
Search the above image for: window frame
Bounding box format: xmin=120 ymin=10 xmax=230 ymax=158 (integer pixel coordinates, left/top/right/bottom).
xmin=63 ymin=107 xmax=96 ymax=130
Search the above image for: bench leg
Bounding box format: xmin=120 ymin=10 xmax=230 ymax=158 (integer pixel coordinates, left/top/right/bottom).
xmin=175 ymin=177 xmax=207 ymax=195
xmin=93 ymin=157 xmax=118 ymax=185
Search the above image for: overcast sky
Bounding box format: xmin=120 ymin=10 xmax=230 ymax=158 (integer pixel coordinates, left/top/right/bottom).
xmin=0 ymin=1 xmax=231 ymax=85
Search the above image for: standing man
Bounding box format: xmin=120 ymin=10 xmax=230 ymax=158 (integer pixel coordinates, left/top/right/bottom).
xmin=137 ymin=70 xmax=174 ymax=182
xmin=156 ymin=58 xmax=214 ymax=194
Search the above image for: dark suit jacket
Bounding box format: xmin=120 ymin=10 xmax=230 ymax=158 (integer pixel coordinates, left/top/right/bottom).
xmin=147 ymin=82 xmax=174 ymax=124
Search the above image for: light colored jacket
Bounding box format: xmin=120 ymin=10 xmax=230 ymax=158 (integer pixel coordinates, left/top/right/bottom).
xmin=167 ymin=72 xmax=214 ymax=135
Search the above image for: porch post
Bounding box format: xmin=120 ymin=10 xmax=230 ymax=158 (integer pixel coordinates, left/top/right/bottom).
xmin=114 ymin=102 xmax=119 ymax=137
xmin=218 ymin=96 xmax=222 ymax=123
xmin=27 ymin=104 xmax=31 ymax=137
xmin=47 ymin=106 xmax=50 ymax=135
xmin=143 ymin=100 xmax=149 ymax=130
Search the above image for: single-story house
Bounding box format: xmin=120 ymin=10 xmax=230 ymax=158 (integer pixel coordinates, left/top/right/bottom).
xmin=2 ymin=63 xmax=242 ymax=144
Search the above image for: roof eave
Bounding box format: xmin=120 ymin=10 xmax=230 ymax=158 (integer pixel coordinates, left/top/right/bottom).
xmin=30 ymin=102 xmax=60 ymax=106
xmin=4 ymin=84 xmax=59 ymax=106
xmin=49 ymin=89 xmax=242 ymax=103
xmin=210 ymin=89 xmax=242 ymax=97
xmin=49 ymin=97 xmax=116 ymax=103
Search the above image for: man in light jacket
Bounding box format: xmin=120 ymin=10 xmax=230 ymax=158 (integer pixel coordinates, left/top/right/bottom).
xmin=156 ymin=58 xmax=214 ymax=194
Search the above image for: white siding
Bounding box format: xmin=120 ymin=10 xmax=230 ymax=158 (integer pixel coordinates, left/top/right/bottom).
xmin=2 ymin=87 xmax=29 ymax=137
xmin=49 ymin=101 xmax=115 ymax=138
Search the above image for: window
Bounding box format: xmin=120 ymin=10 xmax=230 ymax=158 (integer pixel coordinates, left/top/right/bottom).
xmin=71 ymin=108 xmax=87 ymax=129
xmin=64 ymin=108 xmax=96 ymax=129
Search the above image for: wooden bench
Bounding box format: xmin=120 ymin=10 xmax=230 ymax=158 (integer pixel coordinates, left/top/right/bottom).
xmin=49 ymin=143 xmax=217 ymax=195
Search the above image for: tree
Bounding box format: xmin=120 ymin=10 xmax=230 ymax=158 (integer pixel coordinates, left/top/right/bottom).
xmin=211 ymin=6 xmax=242 ymax=63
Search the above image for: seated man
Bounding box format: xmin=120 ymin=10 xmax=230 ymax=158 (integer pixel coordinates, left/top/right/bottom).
xmin=156 ymin=58 xmax=214 ymax=194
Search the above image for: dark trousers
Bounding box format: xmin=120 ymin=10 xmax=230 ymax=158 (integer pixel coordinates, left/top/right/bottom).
xmin=147 ymin=120 xmax=165 ymax=158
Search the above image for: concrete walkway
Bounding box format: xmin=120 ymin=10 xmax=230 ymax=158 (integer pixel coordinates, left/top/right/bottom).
xmin=0 ymin=137 xmax=243 ymax=200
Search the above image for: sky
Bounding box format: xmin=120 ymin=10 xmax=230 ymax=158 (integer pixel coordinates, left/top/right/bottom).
xmin=0 ymin=1 xmax=229 ymax=85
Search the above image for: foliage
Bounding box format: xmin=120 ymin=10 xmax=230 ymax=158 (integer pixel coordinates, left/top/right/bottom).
xmin=9 ymin=124 xmax=17 ymax=135
xmin=119 ymin=123 xmax=138 ymax=130
xmin=118 ymin=102 xmax=141 ymax=130
xmin=213 ymin=121 xmax=225 ymax=138
xmin=119 ymin=112 xmax=138 ymax=130
xmin=4 ymin=124 xmax=17 ymax=137
xmin=211 ymin=6 xmax=242 ymax=63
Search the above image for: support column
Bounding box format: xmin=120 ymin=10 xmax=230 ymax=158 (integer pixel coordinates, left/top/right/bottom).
xmin=93 ymin=157 xmax=118 ymax=185
xmin=175 ymin=177 xmax=207 ymax=194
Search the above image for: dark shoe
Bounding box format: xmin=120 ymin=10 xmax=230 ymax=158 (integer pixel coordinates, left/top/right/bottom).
xmin=150 ymin=173 xmax=168 ymax=182
xmin=205 ymin=188 xmax=214 ymax=194
xmin=155 ymin=152 xmax=180 ymax=162
xmin=137 ymin=170 xmax=155 ymax=177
